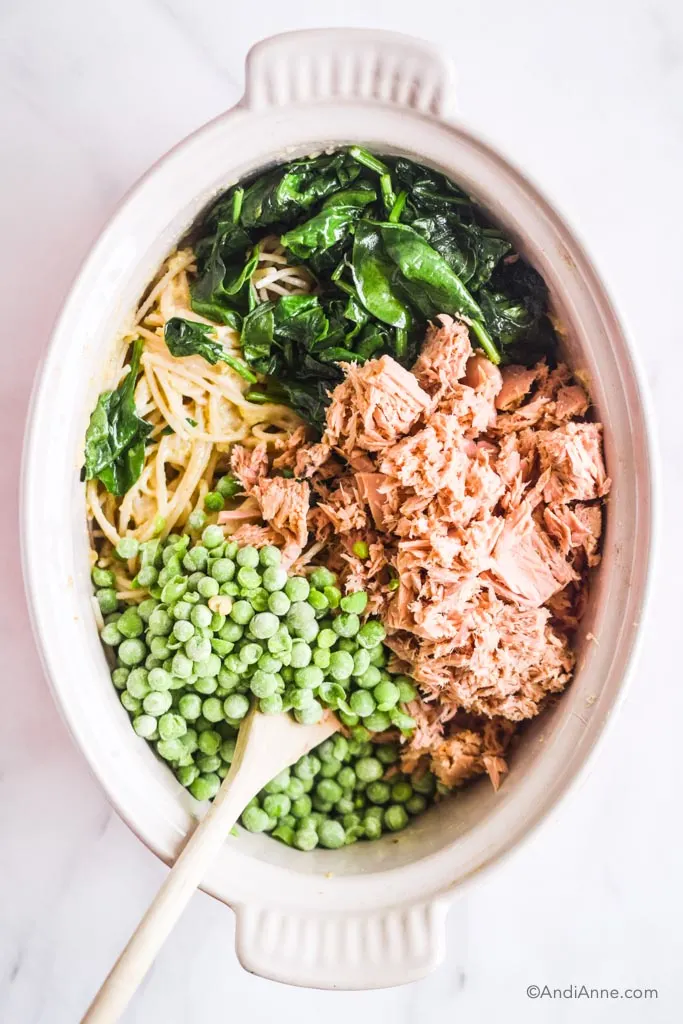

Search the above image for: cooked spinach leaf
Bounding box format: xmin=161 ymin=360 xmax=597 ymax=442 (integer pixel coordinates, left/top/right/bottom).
xmin=84 ymin=339 xmax=152 ymax=496
xmin=165 ymin=317 xmax=256 ymax=382
xmin=187 ymin=147 xmax=557 ymax=426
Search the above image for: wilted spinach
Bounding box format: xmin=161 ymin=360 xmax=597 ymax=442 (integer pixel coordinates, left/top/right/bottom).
xmin=188 ymin=147 xmax=557 ymax=425
xmin=83 ymin=339 xmax=153 ymax=496
xmin=164 ymin=317 xmax=256 ymax=382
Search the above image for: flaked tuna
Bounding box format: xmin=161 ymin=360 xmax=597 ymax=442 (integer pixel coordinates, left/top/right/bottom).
xmin=535 ymin=422 xmax=610 ymax=504
xmin=325 ymin=355 xmax=432 ymax=456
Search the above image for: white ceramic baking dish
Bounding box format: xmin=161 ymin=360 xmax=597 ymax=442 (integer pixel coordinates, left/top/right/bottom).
xmin=22 ymin=29 xmax=655 ymax=990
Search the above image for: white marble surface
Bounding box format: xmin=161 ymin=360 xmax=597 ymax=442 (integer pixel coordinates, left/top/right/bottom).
xmin=1 ymin=0 xmax=682 ymax=1020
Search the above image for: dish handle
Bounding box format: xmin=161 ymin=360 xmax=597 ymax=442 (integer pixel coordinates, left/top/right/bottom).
xmin=243 ymin=29 xmax=455 ymax=118
xmin=234 ymin=899 xmax=448 ymax=989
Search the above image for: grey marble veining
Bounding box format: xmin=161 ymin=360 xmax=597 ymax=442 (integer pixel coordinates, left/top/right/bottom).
xmin=1 ymin=0 xmax=682 ymax=1021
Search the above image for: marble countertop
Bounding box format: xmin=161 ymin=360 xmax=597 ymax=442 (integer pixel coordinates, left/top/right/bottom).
xmin=2 ymin=1 xmax=682 ymax=1021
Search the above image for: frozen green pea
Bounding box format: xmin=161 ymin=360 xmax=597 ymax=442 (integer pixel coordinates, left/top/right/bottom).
xmin=338 ymin=710 xmax=359 ymax=728
xmin=285 ymin=576 xmax=309 ymax=602
xmin=120 ymin=691 xmax=141 ymax=713
xmin=396 ymin=676 xmax=418 ymax=703
xmin=374 ymin=680 xmax=400 ymax=711
xmin=158 ymin=713 xmax=187 ymax=741
xmin=385 ymin=804 xmax=409 ymax=831
xmin=263 ymin=793 xmax=291 ymax=819
xmin=202 ymin=525 xmax=224 ymax=549
xmin=316 ymin=778 xmax=342 ymax=803
xmin=407 ymin=794 xmax=427 ymax=815
xmin=294 ymin=618 xmax=319 ymax=644
xmin=185 ymin=635 xmax=212 ymax=663
xmin=267 ymin=590 xmax=290 ymax=616
xmin=178 ymin=693 xmax=202 ymax=721
xmin=118 ymin=638 xmax=147 ymax=666
xmin=390 ymin=708 xmax=416 ymax=732
xmin=357 ymin=620 xmax=386 ymax=649
xmin=256 ymin=544 xmax=279 ymax=567
xmin=217 ymin=668 xmax=240 ymax=692
xmin=177 ymin=764 xmax=199 ymax=788
xmin=286 ymin=601 xmax=315 ymax=631
xmin=96 ymin=588 xmax=119 ymax=615
xmin=294 ymin=829 xmax=319 ymax=851
xmin=286 ymin=776 xmax=305 ymax=800
xmin=190 ymin=773 xmax=221 ymax=801
xmin=101 ymin=622 xmax=122 ymax=647
xmin=171 ymin=652 xmax=194 ymax=679
xmin=194 ymin=676 xmax=217 ymax=695
xmin=262 ymin=565 xmax=288 ymax=593
xmin=202 ymin=697 xmax=224 ymax=723
xmin=111 ymin=666 xmax=129 ymax=689
xmin=307 ymin=589 xmax=329 ymax=614
xmin=187 ymin=509 xmax=206 ymax=532
xmin=340 ymin=591 xmax=368 ymax=614
xmin=230 ymin=600 xmax=254 ymax=625
xmin=188 ymin=603 xmax=211 ymax=630
xmin=377 ymin=742 xmax=400 ymax=765
xmin=239 ymin=642 xmax=262 ymax=665
xmin=315 ymin=628 xmax=335 ymax=650
xmin=92 ymin=566 xmax=116 ymax=588
xmin=197 ymin=576 xmax=219 ymax=599
xmin=143 ymin=690 xmax=172 ymax=716
xmin=312 ymin=648 xmax=330 ymax=670
xmin=148 ymin=608 xmax=173 ymax=636
xmin=220 ymin=738 xmax=236 ymax=763
xmin=337 ymin=765 xmax=356 ymax=790
xmin=156 ymin=737 xmax=185 ymax=761
xmin=196 ymin=754 xmax=221 ymax=773
xmin=137 ymin=598 xmax=158 ymax=622
xmin=132 ymin=714 xmax=157 ymax=738
xmin=310 ymin=567 xmax=336 ymax=589
xmin=291 ymin=794 xmax=313 ymax=819
xmin=318 ymin=819 xmax=345 ymax=849
xmin=356 ymin=665 xmax=381 ymax=689
xmin=294 ymin=665 xmax=323 ymax=688
xmin=257 ymin=653 xmax=282 ymax=674
xmin=319 ymin=756 xmax=342 ymax=778
xmin=219 ymin=620 xmax=243 ymax=642
xmin=249 ymin=671 xmax=278 ymax=698
xmin=366 ymin=781 xmax=391 ymax=805
xmin=264 ymin=769 xmax=290 ymax=794
xmin=235 ymin=545 xmax=259 ymax=568
xmin=173 ymin=620 xmax=194 ymax=644
xmin=289 ymin=641 xmax=312 ymax=669
xmin=241 ymin=805 xmax=270 ymax=832
xmin=259 ymin=693 xmax=283 ymax=715
xmin=356 ymin=757 xmax=384 ymax=783
xmin=196 ymin=653 xmax=221 ymax=678
xmin=323 ymin=585 xmax=341 ymax=609
xmin=364 ymin=814 xmax=383 ymax=839
xmin=352 ymin=648 xmax=371 ymax=677
xmin=249 ymin=611 xmax=280 ymax=639
xmin=329 ymin=650 xmax=354 ymax=681
xmin=294 ymin=702 xmax=323 ymax=726
xmin=332 ymin=612 xmax=360 ymax=638
xmin=126 ymin=668 xmax=150 ymax=699
xmin=349 ymin=690 xmax=376 ymax=718
xmin=148 ymin=667 xmax=173 ymax=691
xmin=223 ymin=694 xmax=250 ymax=720
xmin=365 ymin=711 xmax=391 ymax=733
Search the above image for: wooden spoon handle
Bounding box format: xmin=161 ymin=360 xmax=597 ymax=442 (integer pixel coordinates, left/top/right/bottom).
xmin=81 ymin=721 xmax=258 ymax=1023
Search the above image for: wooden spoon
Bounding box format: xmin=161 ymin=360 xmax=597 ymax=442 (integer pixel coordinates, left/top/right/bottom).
xmin=82 ymin=707 xmax=339 ymax=1023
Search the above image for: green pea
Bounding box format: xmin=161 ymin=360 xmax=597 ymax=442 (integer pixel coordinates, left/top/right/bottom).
xmin=263 ymin=793 xmax=291 ymax=819
xmin=249 ymin=611 xmax=280 ymax=639
xmin=178 ymin=693 xmax=202 ymax=721
xmin=310 ymin=567 xmax=336 ymax=589
xmin=223 ymin=694 xmax=250 ymax=720
xmin=357 ymin=620 xmax=386 ymax=649
xmin=295 ymin=701 xmax=323 ymax=726
xmin=158 ymin=713 xmax=187 ymax=741
xmin=272 ymin=824 xmax=295 ymax=846
xmin=337 ymin=765 xmax=356 ymax=790
xmin=340 ymin=591 xmax=368 ymax=614
xmin=407 ymin=794 xmax=427 ymax=815
xmin=111 ymin=666 xmax=129 ymax=689
xmin=202 ymin=526 xmax=225 ymax=550
xmin=385 ymin=804 xmax=409 ymax=831
xmin=118 ymin=638 xmax=147 ymax=666
xmin=92 ymin=566 xmax=116 ymax=588
xmin=291 ymin=794 xmax=313 ymax=819
xmin=332 ymin=612 xmax=360 ymax=638
xmin=148 ymin=608 xmax=172 ymax=636
xmin=190 ymin=773 xmax=221 ymax=801
xmin=120 ymin=691 xmax=141 ymax=713
xmin=115 ymin=536 xmax=139 ymax=560
xmin=320 ymin=586 xmax=339 ymax=612
xmin=262 ymin=565 xmax=288 ymax=592
xmin=185 ymin=635 xmax=212 ymax=663
xmin=336 ymin=796 xmax=355 ymax=816
xmin=288 ymin=641 xmax=311 ymax=669
xmin=172 ymin=620 xmax=194 ymax=644
xmin=316 ymin=779 xmax=342 ymax=804
xmin=319 ymin=757 xmax=342 ymax=779
xmin=132 ymin=714 xmax=157 ymax=739
xmin=312 ymin=648 xmax=330 ymax=670
xmin=365 ymin=711 xmax=391 ymax=733
xmin=264 ymin=769 xmax=290 ymax=794
xmin=170 ymin=652 xmax=193 ymax=679
xmin=250 ymin=671 xmax=278 ymax=699
xmin=374 ymin=680 xmax=400 ymax=711
xmin=377 ymin=742 xmax=400 ymax=765
xmin=196 ymin=653 xmax=221 ymax=678
xmin=294 ymin=829 xmax=318 ymax=851
xmin=195 ymin=754 xmax=220 ymax=774
xmin=137 ymin=598 xmax=158 ymax=622
xmin=187 ymin=509 xmax=206 ymax=532
xmin=356 ymin=757 xmax=384 ymax=783
xmin=307 ymin=589 xmax=329 ymax=614
xmin=215 ymin=474 xmax=241 ymax=499
xmin=218 ymin=620 xmax=242 ymax=642
xmin=220 ymin=737 xmax=236 ymax=763
xmin=293 ymin=756 xmax=316 ymax=782
xmin=285 ymin=776 xmax=305 ymax=800
xmin=143 ymin=690 xmax=172 ymax=716
xmin=364 ymin=814 xmax=383 ymax=839
xmin=230 ymin=600 xmax=254 ymax=625
xmin=267 ymin=590 xmax=290 ymax=616
xmin=391 ymin=780 xmax=413 ymax=803
xmin=318 ymin=820 xmax=345 ymax=849
xmin=202 ymin=697 xmax=224 ymax=723
xmin=395 ymin=676 xmax=418 ymax=703
xmin=126 ymin=669 xmax=150 ymax=699
xmin=234 ymin=544 xmax=258 ymax=568
xmin=177 ymin=764 xmax=199 ymax=788
xmin=390 ymin=708 xmax=416 ymax=732
xmin=329 ymin=650 xmax=354 ymax=681
xmin=96 ymin=588 xmax=119 ymax=615
xmin=101 ymin=623 xmax=122 ymax=647
xmin=294 ymin=665 xmax=323 ymax=688
xmin=338 ymin=710 xmax=359 ymax=728
xmin=147 ymin=667 xmax=172 ymax=691
xmin=366 ymin=781 xmax=391 ymax=805
xmin=284 ymin=576 xmax=309 ymax=602
xmin=349 ymin=690 xmax=376 ymax=718
xmin=259 ymin=694 xmax=283 ymax=715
